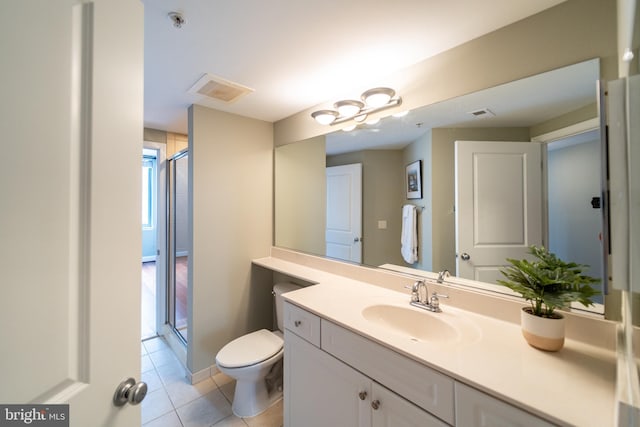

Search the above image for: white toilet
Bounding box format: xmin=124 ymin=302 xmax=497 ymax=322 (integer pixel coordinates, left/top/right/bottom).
xmin=215 ymin=282 xmax=301 ymax=417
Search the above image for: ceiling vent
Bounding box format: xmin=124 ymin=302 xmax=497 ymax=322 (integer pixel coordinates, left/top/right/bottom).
xmin=188 ymin=73 xmax=254 ymax=103
xmin=468 ymin=108 xmax=495 ymax=118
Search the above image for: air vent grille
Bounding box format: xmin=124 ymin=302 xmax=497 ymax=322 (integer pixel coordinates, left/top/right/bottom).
xmin=188 ymin=73 xmax=254 ymax=103
xmin=468 ymin=108 xmax=495 ymax=117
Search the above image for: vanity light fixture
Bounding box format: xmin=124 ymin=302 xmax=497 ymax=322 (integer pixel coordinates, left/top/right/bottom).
xmin=335 ymin=100 xmax=364 ymax=117
xmin=361 ymin=87 xmax=395 ymax=107
xmin=311 ymin=87 xmax=402 ymax=126
xmin=311 ymin=110 xmax=339 ymax=125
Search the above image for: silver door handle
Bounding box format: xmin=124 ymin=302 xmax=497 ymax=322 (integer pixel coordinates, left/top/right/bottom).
xmin=113 ymin=378 xmax=148 ymax=406
xmin=460 ymin=252 xmax=471 ymax=261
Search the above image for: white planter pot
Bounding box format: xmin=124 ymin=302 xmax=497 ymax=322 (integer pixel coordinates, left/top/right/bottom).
xmin=520 ymin=307 xmax=565 ymax=351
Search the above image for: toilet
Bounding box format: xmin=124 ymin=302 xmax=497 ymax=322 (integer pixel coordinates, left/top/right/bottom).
xmin=215 ymin=282 xmax=301 ymax=417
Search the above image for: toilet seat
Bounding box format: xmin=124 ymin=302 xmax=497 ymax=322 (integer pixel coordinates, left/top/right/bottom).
xmin=216 ymin=329 xmax=283 ymax=368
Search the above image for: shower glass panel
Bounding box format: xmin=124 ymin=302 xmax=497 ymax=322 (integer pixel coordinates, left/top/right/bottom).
xmin=168 ymin=149 xmax=189 ymax=343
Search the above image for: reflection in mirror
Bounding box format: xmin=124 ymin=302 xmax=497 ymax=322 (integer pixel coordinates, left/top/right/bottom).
xmin=274 ymin=58 xmax=604 ymax=305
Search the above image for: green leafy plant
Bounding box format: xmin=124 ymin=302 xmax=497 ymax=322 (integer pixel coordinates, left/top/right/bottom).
xmin=497 ymin=246 xmax=600 ymax=318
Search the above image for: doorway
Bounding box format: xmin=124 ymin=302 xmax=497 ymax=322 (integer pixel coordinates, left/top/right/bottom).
xmin=141 ymin=142 xmax=167 ymax=341
xmin=546 ymin=129 xmax=604 ymax=305
xmin=167 ymin=149 xmax=189 ymax=343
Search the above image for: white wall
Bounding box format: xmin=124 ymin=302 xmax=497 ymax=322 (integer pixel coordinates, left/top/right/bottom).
xmin=188 ymin=105 xmax=274 ymax=373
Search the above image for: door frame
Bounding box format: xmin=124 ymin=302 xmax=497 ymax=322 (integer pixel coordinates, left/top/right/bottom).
xmin=143 ymin=140 xmax=167 ymax=337
xmin=531 ymin=117 xmax=600 ymax=248
xmin=531 ymin=118 xmax=604 ymax=315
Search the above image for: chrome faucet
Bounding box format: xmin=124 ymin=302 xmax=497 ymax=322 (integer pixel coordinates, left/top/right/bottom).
xmin=405 ymin=280 xmax=448 ymax=313
xmin=437 ymin=269 xmax=450 ymax=284
xmin=406 ymin=280 xmax=427 ymax=304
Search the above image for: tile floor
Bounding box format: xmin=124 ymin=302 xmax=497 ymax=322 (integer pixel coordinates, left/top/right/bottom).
xmin=142 ymin=336 xmax=283 ymax=427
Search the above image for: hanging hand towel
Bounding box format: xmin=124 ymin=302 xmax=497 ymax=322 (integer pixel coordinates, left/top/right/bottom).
xmin=401 ymin=204 xmax=418 ymax=264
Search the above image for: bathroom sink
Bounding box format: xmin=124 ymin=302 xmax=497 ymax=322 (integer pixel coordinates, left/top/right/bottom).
xmin=361 ymin=304 xmax=467 ymax=344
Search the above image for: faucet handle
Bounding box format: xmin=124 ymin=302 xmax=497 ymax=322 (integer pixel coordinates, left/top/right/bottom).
xmin=429 ymin=292 xmax=449 ymax=311
xmin=404 ymin=284 xmax=420 ymax=303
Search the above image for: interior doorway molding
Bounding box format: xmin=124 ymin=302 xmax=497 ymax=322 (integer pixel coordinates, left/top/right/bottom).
xmin=143 ymin=140 xmax=167 ymax=337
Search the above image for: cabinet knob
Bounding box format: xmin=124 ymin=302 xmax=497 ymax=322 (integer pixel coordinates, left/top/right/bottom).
xmin=294 ymin=320 xmax=302 ymax=327
xmin=358 ymin=391 xmax=367 ymax=401
xmin=371 ymin=399 xmax=380 ymax=410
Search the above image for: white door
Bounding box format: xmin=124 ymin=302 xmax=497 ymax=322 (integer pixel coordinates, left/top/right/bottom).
xmin=0 ymin=1 xmax=144 ymax=426
xmin=326 ymin=164 xmax=362 ymax=263
xmin=455 ymin=141 xmax=543 ymax=283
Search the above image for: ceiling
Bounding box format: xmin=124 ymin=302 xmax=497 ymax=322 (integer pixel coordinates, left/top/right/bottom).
xmin=143 ymin=0 xmax=567 ymax=135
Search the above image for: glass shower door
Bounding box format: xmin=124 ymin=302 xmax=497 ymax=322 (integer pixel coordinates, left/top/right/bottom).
xmin=168 ymin=149 xmax=189 ymax=343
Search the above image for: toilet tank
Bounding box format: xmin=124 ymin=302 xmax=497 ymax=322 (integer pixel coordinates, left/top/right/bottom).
xmin=273 ymin=282 xmax=302 ymax=332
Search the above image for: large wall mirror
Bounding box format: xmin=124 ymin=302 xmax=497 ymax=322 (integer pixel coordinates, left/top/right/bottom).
xmin=275 ymin=58 xmax=607 ymax=309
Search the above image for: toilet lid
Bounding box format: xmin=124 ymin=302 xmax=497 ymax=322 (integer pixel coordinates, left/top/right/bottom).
xmin=216 ymin=329 xmax=283 ymax=368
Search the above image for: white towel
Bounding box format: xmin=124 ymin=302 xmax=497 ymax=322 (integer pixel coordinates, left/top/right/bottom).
xmin=401 ymin=205 xmax=418 ymax=264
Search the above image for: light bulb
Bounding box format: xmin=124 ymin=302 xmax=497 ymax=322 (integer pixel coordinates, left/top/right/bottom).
xmin=311 ymin=110 xmax=338 ymax=125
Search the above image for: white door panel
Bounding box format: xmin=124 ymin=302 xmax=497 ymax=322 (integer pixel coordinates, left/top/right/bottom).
xmin=1 ymin=1 xmax=143 ymax=425
xmin=455 ymin=141 xmax=543 ymax=281
xmin=326 ymin=164 xmax=362 ymax=263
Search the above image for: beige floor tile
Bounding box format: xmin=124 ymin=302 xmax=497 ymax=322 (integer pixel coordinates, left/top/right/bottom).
xmin=212 ymin=414 xmax=248 ymax=427
xmin=212 ymin=372 xmax=234 ymax=387
xmin=243 ymin=399 xmax=283 ymax=427
xmin=176 ymin=389 xmax=233 ymax=427
xmin=218 ymin=381 xmax=236 ymax=404
xmin=142 ymin=409 xmax=183 ymax=427
xmin=142 ymin=388 xmax=175 ymax=425
xmin=166 ymin=377 xmax=218 ymax=409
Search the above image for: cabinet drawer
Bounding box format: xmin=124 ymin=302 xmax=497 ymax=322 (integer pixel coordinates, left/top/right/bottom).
xmin=455 ymin=382 xmax=555 ymax=427
xmin=321 ymin=319 xmax=455 ymax=425
xmin=284 ymin=302 xmax=321 ymax=347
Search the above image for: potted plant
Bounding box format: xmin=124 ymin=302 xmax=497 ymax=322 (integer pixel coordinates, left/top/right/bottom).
xmin=497 ymin=246 xmax=600 ymax=351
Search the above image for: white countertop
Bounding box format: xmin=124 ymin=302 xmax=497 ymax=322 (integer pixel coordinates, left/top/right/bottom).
xmin=254 ymin=256 xmax=617 ymax=427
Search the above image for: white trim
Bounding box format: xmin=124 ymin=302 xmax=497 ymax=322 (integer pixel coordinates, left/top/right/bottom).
xmin=189 ymin=366 xmax=216 ymax=385
xmin=531 ymin=117 xmax=599 ymax=143
xmin=144 ymin=140 xmax=167 ymax=338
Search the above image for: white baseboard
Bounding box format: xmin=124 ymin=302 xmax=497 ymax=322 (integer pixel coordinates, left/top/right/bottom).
xmin=190 ymin=365 xmax=218 ymax=385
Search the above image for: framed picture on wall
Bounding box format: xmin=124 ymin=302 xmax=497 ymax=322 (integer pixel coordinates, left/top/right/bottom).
xmin=406 ymin=160 xmax=422 ymax=199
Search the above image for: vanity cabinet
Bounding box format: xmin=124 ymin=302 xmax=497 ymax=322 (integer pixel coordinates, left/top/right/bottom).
xmin=284 ymin=302 xmax=449 ymax=427
xmin=284 ymin=331 xmax=447 ymax=427
xmin=284 ymin=301 xmax=555 ymax=427
xmin=455 ymin=382 xmax=555 ymax=427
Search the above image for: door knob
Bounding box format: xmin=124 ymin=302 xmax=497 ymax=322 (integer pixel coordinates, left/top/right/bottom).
xmin=358 ymin=391 xmax=367 ymax=400
xmin=460 ymin=252 xmax=471 ymax=261
xmin=354 ymin=237 xmax=362 ymax=243
xmin=113 ymin=377 xmax=148 ymax=406
xmin=371 ymin=399 xmax=380 ymax=410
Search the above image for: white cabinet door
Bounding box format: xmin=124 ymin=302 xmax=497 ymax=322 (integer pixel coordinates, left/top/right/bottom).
xmin=285 ymin=331 xmax=371 ymax=427
xmin=371 ymin=383 xmax=449 ymax=427
xmin=0 ymin=1 xmax=144 ymax=425
xmin=455 ymin=383 xmax=555 ymax=427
